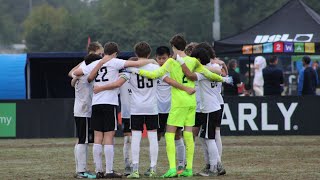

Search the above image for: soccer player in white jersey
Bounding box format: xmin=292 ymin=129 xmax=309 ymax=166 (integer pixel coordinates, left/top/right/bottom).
xmin=73 ymin=42 xmax=156 ymax=179
xmin=193 ymin=42 xmax=227 ymax=175
xmin=184 ymin=48 xmax=221 ymax=176
xmin=68 ymin=42 xmax=103 ymax=179
xmin=184 ymin=43 xmax=227 ymax=176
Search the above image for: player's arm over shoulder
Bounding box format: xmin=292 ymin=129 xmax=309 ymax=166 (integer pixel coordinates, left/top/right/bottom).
xmin=163 ymin=76 xmax=195 ymax=95
xmin=93 ymin=74 xmax=129 ymax=94
xmin=138 ymin=59 xmax=171 ymax=79
xmin=195 ymin=61 xmax=223 ymax=82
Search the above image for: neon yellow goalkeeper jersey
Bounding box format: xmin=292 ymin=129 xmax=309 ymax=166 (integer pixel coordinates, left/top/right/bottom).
xmin=139 ymin=56 xmax=223 ymax=108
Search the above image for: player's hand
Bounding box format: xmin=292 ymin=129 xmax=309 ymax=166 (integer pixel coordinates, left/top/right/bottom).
xmin=93 ymin=86 xmax=102 ymax=94
xmin=100 ymin=56 xmax=112 ymax=64
xmin=71 ymin=78 xmax=78 ymax=87
xmin=222 ymin=76 xmax=233 ymax=85
xmin=175 ymin=54 xmax=185 ymax=65
xmin=185 ymin=87 xmax=196 ymax=95
xmin=149 ymin=59 xmax=158 ymax=65
xmin=126 ymin=67 xmax=139 ymax=74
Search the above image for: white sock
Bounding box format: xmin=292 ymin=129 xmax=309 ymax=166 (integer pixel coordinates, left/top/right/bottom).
xmin=147 ymin=131 xmax=158 ymax=168
xmin=175 ymin=138 xmax=186 ymax=167
xmin=123 ymin=136 xmax=131 ymax=168
xmin=74 ymin=144 xmax=78 ymax=173
xmin=104 ymin=145 xmax=114 ymax=173
xmin=76 ymin=144 xmax=88 ymax=172
xmin=199 ymin=138 xmax=209 ymax=165
xmin=86 ymin=144 xmax=89 ymax=170
xmin=93 ymin=144 xmax=103 ymax=173
xmin=215 ymin=130 xmax=222 ymax=161
xmin=131 ymin=131 xmax=142 ymax=171
xmin=205 ymin=139 xmax=219 ymax=171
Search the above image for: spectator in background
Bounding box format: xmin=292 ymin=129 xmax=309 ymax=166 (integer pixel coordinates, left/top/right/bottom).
xmin=263 ymin=56 xmax=284 ymax=96
xmin=223 ymin=59 xmax=242 ymax=96
xmin=312 ymin=61 xmax=320 ymax=95
xmin=253 ymin=56 xmax=267 ymax=96
xmin=298 ymin=56 xmax=318 ymax=95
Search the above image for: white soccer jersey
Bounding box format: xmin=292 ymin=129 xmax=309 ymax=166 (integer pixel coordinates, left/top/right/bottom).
xmin=74 ymin=62 xmax=93 ymax=117
xmin=125 ymin=64 xmax=159 ymax=115
xmin=82 ymin=58 xmax=126 ymax=106
xmin=195 ymin=82 xmax=201 ymax=113
xmin=156 ymin=74 xmax=171 ymax=113
xmin=196 ymin=63 xmax=222 ymax=113
xmin=211 ymin=63 xmax=224 ymax=105
xmin=120 ymin=80 xmax=132 ymax=119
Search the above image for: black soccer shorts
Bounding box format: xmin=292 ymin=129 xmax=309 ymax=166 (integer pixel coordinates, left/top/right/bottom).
xmin=130 ymin=115 xmax=159 ymax=131
xmin=75 ymin=117 xmax=94 ymax=144
xmin=91 ymin=104 xmax=118 ymax=132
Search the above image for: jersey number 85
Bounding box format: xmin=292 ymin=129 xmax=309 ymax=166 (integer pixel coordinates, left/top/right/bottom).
xmin=137 ymin=75 xmax=153 ymax=89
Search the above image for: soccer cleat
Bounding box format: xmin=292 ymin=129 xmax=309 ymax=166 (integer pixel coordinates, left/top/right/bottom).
xmin=83 ymin=172 xmax=97 ymax=179
xmin=217 ymin=162 xmax=226 ymax=175
xmin=160 ymin=168 xmax=177 ymax=178
xmin=95 ymin=172 xmax=104 ymax=179
xmin=195 ymin=164 xmax=210 ymax=176
xmin=208 ymin=169 xmax=219 ymax=177
xmin=178 ymin=169 xmax=193 ymax=177
xmin=124 ymin=167 xmax=132 ymax=176
xmin=176 ymin=166 xmax=185 ymax=175
xmin=144 ymin=167 xmax=157 ymax=177
xmin=127 ymin=170 xmax=140 ymax=179
xmin=105 ymin=171 xmax=122 ymax=179
xmin=74 ymin=172 xmax=88 ymax=179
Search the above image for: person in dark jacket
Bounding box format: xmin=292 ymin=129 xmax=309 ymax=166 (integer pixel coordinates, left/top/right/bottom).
xmin=262 ymin=56 xmax=284 ymax=96
xmin=298 ymin=56 xmax=318 ymax=95
xmin=223 ymin=59 xmax=242 ymax=95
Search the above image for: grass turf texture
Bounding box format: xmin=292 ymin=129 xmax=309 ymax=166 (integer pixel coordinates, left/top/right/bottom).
xmin=0 ymin=136 xmax=319 ymax=180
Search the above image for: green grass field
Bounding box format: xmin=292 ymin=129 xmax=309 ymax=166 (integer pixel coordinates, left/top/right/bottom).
xmin=0 ymin=136 xmax=319 ymax=180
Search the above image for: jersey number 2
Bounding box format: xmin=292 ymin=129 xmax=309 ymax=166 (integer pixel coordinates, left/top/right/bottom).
xmin=137 ymin=75 xmax=153 ymax=88
xmin=95 ymin=67 xmax=109 ymax=82
xmin=182 ymin=75 xmax=188 ymax=83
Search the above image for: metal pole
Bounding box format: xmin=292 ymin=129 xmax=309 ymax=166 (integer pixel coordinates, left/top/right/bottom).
xmin=29 ymin=0 xmax=32 ymax=13
xmin=213 ymin=0 xmax=221 ymax=41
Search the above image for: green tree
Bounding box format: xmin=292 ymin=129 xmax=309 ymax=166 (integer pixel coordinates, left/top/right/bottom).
xmin=23 ymin=4 xmax=69 ymax=51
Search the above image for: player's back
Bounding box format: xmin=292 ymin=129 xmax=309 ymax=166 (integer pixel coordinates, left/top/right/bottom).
xmin=129 ymin=63 xmax=159 ymax=115
xmin=74 ymin=61 xmax=93 ymax=117
xmin=196 ymin=63 xmax=221 ymax=113
xmin=119 ymin=80 xmax=132 ymax=119
xmin=165 ymin=56 xmax=198 ymax=108
xmin=90 ymin=58 xmax=126 ymax=106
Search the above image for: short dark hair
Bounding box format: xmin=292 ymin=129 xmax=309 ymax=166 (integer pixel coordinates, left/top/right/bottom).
xmin=156 ymin=46 xmax=170 ymax=56
xmin=302 ymin=56 xmax=311 ymax=64
xmin=269 ymin=55 xmax=278 ymax=63
xmin=190 ymin=48 xmax=210 ymax=65
xmin=87 ymin=42 xmax=103 ymax=54
xmin=195 ymin=42 xmax=216 ymax=59
xmin=84 ymin=54 xmax=102 ymax=65
xmin=228 ymin=59 xmax=237 ymax=69
xmin=314 ymin=61 xmax=319 ymax=64
xmin=104 ymin=42 xmax=120 ymax=55
xmin=170 ymin=34 xmax=187 ymax=51
xmin=185 ymin=42 xmax=198 ymax=56
xmin=134 ymin=41 xmax=151 ymax=58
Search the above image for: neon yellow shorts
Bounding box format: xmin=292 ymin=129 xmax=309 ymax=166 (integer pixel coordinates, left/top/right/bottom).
xmin=167 ymin=106 xmax=196 ymax=127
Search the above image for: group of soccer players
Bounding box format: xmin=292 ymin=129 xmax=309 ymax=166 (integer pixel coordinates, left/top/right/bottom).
xmin=69 ymin=34 xmax=232 ymax=179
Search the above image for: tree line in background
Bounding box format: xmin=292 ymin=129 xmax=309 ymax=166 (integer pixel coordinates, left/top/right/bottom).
xmin=1 ymin=0 xmax=320 ymax=52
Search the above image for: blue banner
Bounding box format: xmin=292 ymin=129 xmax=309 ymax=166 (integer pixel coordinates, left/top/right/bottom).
xmin=0 ymin=54 xmax=26 ymax=99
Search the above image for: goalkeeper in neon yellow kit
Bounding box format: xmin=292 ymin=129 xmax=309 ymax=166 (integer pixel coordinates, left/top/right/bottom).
xmin=127 ymin=35 xmax=232 ymax=178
